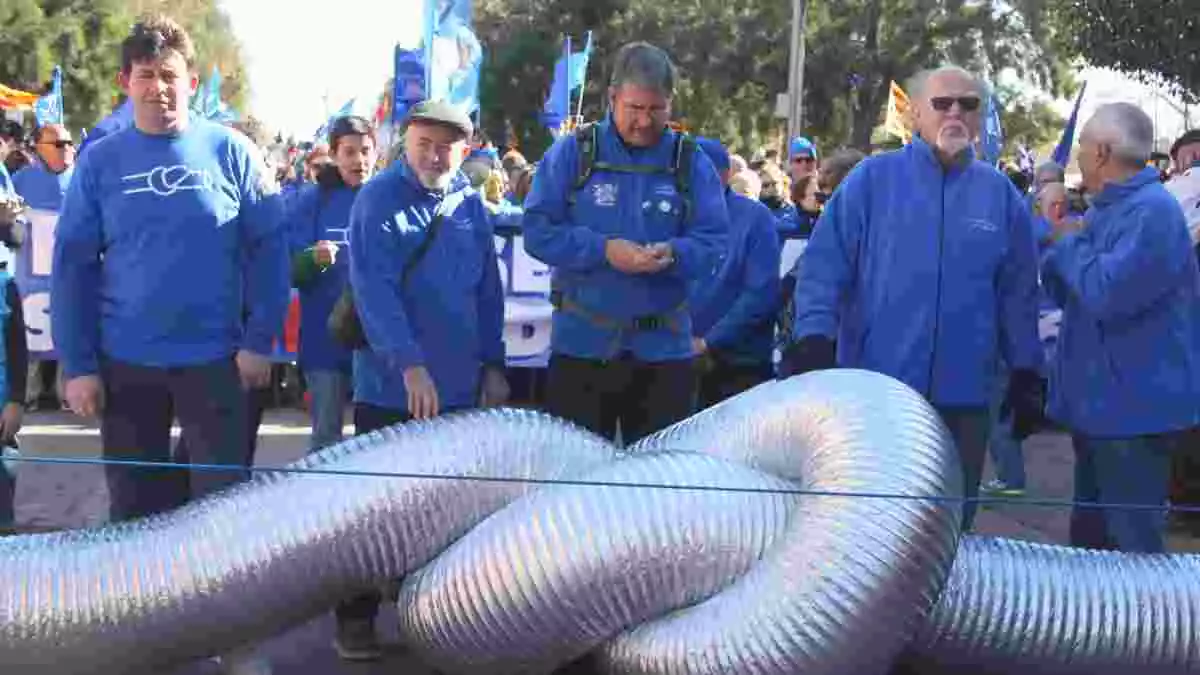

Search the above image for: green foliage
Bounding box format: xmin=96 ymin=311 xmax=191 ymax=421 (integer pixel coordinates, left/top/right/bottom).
xmin=1052 ymin=0 xmax=1199 ymax=102
xmin=0 ymin=0 xmax=249 ymax=130
xmin=475 ymin=0 xmax=1077 ymax=158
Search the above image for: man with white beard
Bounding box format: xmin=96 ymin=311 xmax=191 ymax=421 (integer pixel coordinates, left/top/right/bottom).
xmin=786 ymin=66 xmax=1043 ymax=529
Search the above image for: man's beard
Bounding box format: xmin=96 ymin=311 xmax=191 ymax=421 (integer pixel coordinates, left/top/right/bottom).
xmin=935 ymin=125 xmax=970 ymax=157
xmin=417 ymin=169 xmax=454 ymax=191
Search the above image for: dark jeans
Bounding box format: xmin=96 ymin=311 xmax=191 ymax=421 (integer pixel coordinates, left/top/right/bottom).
xmin=937 ymin=406 xmax=990 ymax=531
xmin=1170 ymin=427 xmax=1200 ymax=531
xmin=0 ymin=463 xmax=12 ymax=529
xmin=1070 ymin=431 xmax=1182 ymax=553
xmin=100 ymin=358 xmax=249 ymax=521
xmin=696 ymin=357 xmax=772 ymax=410
xmin=545 ymin=353 xmax=696 ymax=445
xmin=334 ymin=403 xmax=414 ymax=626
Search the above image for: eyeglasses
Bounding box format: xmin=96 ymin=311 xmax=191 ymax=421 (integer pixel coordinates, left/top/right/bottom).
xmin=792 ymin=156 xmax=815 ymax=164
xmin=40 ymin=139 xmax=74 ymax=149
xmin=930 ymin=96 xmax=981 ymax=113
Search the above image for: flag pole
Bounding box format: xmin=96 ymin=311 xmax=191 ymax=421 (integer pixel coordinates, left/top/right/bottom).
xmin=575 ymin=31 xmax=591 ymax=122
xmin=565 ymin=34 xmax=573 ymax=131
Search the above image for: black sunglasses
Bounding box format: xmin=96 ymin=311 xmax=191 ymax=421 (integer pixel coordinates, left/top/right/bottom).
xmin=41 ymin=139 xmax=74 ymax=149
xmin=930 ymin=96 xmax=981 ymax=113
xmin=815 ymin=191 xmax=830 ymax=205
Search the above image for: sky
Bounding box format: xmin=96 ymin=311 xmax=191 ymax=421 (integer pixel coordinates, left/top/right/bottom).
xmin=220 ymin=0 xmax=1197 ymax=149
xmin=219 ymin=0 xmax=424 ymax=139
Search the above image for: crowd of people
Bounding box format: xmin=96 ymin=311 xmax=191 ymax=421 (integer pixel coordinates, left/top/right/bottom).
xmin=1 ymin=12 xmax=1200 ymax=675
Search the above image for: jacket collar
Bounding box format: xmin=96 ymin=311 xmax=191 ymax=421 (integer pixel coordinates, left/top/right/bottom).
xmin=909 ymin=133 xmax=976 ymax=174
xmin=1091 ymin=166 xmax=1161 ymax=208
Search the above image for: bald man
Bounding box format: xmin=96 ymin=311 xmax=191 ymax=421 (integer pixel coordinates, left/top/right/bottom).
xmin=788 ymin=65 xmax=1043 ymax=529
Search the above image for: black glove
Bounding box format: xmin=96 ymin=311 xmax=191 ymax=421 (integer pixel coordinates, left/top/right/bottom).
xmin=778 ymin=335 xmax=836 ymax=379
xmin=1002 ymin=368 xmax=1045 ymax=440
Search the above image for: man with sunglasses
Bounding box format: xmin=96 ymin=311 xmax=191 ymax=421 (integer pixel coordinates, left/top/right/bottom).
xmin=788 ymin=65 xmax=1043 ymax=530
xmin=788 ymin=136 xmax=819 ymax=185
xmin=12 ymin=124 xmax=76 ymax=411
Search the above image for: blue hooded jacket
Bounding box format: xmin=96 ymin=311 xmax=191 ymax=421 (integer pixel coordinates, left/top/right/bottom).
xmin=52 ymin=121 xmax=288 ymax=377
xmin=1042 ymin=167 xmax=1200 ymax=437
xmin=287 ymin=178 xmax=358 ymax=372
xmin=690 ymin=190 xmax=781 ymax=365
xmin=349 ymin=161 xmax=504 ymax=413
xmin=522 ymin=117 xmax=728 ymax=361
xmin=793 ymin=135 xmax=1042 ymax=407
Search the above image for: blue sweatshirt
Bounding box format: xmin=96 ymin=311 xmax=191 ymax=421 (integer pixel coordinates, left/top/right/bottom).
xmin=349 ymin=162 xmax=504 ymax=413
xmin=287 ymin=181 xmax=357 ymax=372
xmin=51 ymin=120 xmax=289 ymax=377
xmin=522 ymin=117 xmax=728 ymax=362
xmin=793 ymin=135 xmax=1042 ymax=407
xmin=1042 ymin=167 xmax=1200 ymax=437
xmin=690 ymin=190 xmax=781 ymax=365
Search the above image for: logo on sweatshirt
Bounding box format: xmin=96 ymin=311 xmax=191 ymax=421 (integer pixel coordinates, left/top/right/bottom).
xmin=391 ymin=211 xmax=421 ymax=235
xmin=966 ymin=218 xmax=999 ymax=233
xmin=591 ymin=182 xmax=618 ymax=207
xmin=121 ymin=165 xmax=213 ymax=196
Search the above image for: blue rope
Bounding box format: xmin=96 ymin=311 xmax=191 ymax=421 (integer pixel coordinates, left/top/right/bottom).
xmin=5 ymin=453 xmax=1196 ymax=514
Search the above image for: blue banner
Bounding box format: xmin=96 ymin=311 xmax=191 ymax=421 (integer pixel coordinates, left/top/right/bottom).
xmin=1053 ymin=82 xmax=1087 ymax=168
xmin=981 ymin=92 xmax=1004 ymax=166
xmin=33 ymin=66 xmax=63 ymax=126
xmin=542 ymin=32 xmax=593 ymax=130
xmin=427 ymin=0 xmax=482 ymax=115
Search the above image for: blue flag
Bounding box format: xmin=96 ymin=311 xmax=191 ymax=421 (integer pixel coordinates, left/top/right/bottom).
xmin=541 ymin=32 xmax=593 ymax=130
xmin=980 ymin=92 xmax=1004 ymax=166
xmin=426 ymin=0 xmax=482 ymax=115
xmin=1053 ymin=82 xmax=1087 ymax=168
xmin=33 ymin=66 xmax=64 ymax=126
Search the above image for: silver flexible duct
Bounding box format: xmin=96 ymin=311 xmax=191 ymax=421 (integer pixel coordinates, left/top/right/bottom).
xmin=4 ymin=369 xmax=1200 ymax=675
xmin=0 ymin=410 xmax=617 ymax=674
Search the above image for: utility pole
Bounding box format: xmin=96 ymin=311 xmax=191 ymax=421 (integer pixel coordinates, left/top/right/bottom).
xmin=786 ymin=0 xmax=809 ymax=145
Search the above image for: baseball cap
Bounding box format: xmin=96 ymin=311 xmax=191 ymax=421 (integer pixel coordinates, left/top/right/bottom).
xmin=405 ymin=100 xmax=473 ymax=138
xmin=695 ymin=137 xmax=730 ymax=173
xmin=789 ymin=136 xmax=818 ymax=160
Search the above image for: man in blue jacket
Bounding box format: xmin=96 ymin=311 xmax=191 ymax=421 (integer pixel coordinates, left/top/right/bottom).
xmin=788 ymin=65 xmax=1043 ymax=528
xmin=523 ymin=42 xmax=728 ymax=443
xmin=12 ymin=123 xmax=75 ymax=410
xmin=340 ymin=99 xmax=507 ymax=661
xmin=690 ymin=138 xmax=780 ymax=407
xmin=1043 ymin=103 xmax=1200 ymax=553
xmin=288 ymin=115 xmax=375 ymax=451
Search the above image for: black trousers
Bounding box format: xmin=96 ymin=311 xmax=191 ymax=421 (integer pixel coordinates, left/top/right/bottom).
xmin=100 ymin=358 xmax=249 ymax=521
xmin=334 ymin=403 xmax=413 ymax=625
xmin=696 ymin=357 xmax=772 ymax=410
xmin=544 ymin=353 xmax=696 ymax=445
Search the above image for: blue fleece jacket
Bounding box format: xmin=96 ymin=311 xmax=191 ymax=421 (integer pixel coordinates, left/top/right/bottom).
xmin=1042 ymin=167 xmax=1200 ymax=437
xmin=12 ymin=162 xmax=73 ymax=212
xmin=51 ymin=121 xmax=289 ymax=377
xmin=690 ymin=189 xmax=781 ymax=365
xmin=793 ymin=135 xmax=1042 ymax=407
xmin=522 ymin=117 xmax=728 ymax=362
xmin=349 ymin=162 xmax=504 ymax=413
xmin=287 ymin=181 xmax=357 ymax=372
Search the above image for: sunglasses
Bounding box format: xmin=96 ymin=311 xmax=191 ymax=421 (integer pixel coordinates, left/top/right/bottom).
xmin=930 ymin=96 xmax=981 ymax=113
xmin=792 ymin=156 xmax=815 ymax=163
xmin=41 ymin=139 xmax=74 ymax=149
xmin=815 ymin=191 xmax=830 ymax=205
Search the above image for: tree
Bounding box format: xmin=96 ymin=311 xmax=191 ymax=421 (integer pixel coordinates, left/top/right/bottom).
xmin=1052 ymin=0 xmax=1199 ymax=103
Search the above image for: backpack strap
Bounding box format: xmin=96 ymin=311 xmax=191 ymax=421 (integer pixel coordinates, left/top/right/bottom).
xmin=671 ymin=133 xmax=696 ymax=223
xmin=566 ymin=123 xmax=599 ymax=207
xmin=400 ymin=214 xmax=445 ymax=289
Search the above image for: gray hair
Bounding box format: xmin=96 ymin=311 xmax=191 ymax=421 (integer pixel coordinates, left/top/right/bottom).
xmin=907 ymin=65 xmax=983 ymax=99
xmin=609 ymin=42 xmax=677 ymax=97
xmin=1085 ymin=102 xmax=1154 ymax=166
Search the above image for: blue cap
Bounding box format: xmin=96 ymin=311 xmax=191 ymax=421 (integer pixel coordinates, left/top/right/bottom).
xmin=789 ymin=136 xmax=818 ymax=159
xmin=695 ymin=137 xmax=730 ymax=173
xmin=468 ymin=146 xmax=499 ymax=162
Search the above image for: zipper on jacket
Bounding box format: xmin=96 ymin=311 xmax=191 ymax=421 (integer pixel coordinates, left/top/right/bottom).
xmin=926 ymin=173 xmax=946 ymax=402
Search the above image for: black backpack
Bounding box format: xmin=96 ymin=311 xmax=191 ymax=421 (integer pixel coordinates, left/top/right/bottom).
xmin=565 ymin=122 xmax=697 ymax=222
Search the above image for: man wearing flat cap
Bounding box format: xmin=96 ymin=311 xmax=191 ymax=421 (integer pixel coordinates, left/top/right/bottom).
xmin=338 ymin=100 xmax=508 ymax=661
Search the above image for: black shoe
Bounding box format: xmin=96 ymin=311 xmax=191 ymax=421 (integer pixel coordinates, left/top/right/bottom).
xmin=333 ymin=618 xmax=383 ymax=662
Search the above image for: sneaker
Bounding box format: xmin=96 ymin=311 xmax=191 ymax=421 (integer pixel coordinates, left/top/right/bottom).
xmin=214 ymin=648 xmax=273 ymax=675
xmin=980 ymin=479 xmax=1025 ymax=498
xmin=334 ymin=618 xmax=383 ymax=662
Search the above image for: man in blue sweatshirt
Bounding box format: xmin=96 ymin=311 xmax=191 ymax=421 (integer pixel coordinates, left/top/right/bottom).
xmin=51 ymin=17 xmax=287 ymax=520
xmin=12 ymin=123 xmax=75 ymax=410
xmin=788 ymin=66 xmax=1044 ymax=528
xmin=1043 ymin=103 xmax=1200 ymax=553
xmin=339 ymin=99 xmax=507 ymax=661
xmin=523 ymin=42 xmax=727 ymax=443
xmin=690 ymin=137 xmax=780 ymax=407
xmin=288 ymin=115 xmax=375 ymax=451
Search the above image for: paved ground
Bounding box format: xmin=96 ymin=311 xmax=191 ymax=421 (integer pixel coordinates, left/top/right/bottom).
xmin=2 ymin=408 xmax=1189 ymax=674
